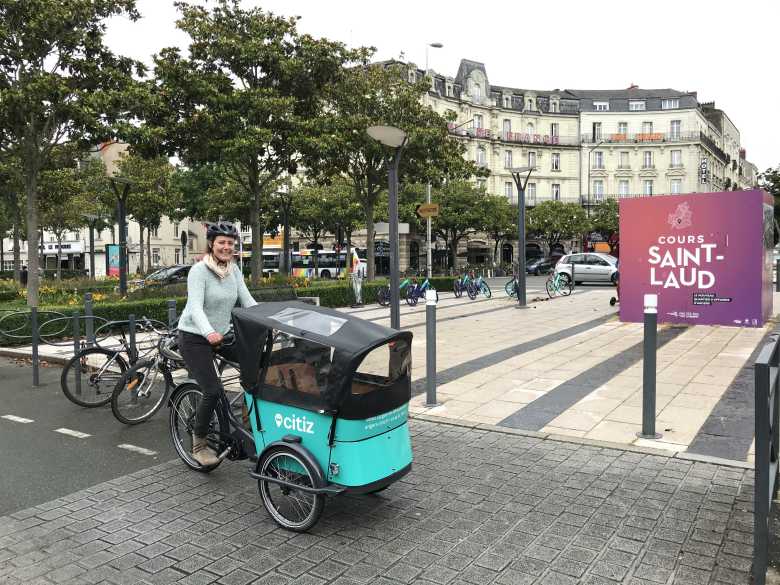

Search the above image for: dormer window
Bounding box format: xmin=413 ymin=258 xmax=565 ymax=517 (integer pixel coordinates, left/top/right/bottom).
xmin=473 ymin=83 xmax=481 ymax=100
xmin=661 ymin=98 xmax=680 ymax=109
xmin=629 ymin=100 xmax=646 ymax=111
xmin=527 ymin=99 xmax=534 ymax=110
xmin=594 ymin=101 xmax=609 ymax=111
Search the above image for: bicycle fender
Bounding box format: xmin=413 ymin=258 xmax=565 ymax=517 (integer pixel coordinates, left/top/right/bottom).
xmin=257 ymin=440 xmax=326 ymax=488
xmin=167 ymin=380 xmax=199 ymax=407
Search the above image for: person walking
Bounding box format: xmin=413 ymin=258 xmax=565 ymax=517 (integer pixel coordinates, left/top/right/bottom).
xmin=177 ymin=221 xmax=256 ymax=467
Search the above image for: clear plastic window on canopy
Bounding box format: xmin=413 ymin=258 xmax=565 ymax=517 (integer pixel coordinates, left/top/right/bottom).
xmin=268 ymin=307 xmax=347 ymax=337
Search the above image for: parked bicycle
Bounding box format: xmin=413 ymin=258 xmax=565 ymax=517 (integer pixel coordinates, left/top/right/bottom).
xmin=453 ymin=273 xmax=471 ymax=298
xmin=546 ymin=271 xmax=573 ymax=298
xmin=60 ymin=317 xmax=168 ymax=408
xmin=376 ymin=277 xmax=412 ymax=307
xmin=405 ymin=278 xmax=439 ymax=306
xmin=466 ymin=272 xmax=491 ymax=300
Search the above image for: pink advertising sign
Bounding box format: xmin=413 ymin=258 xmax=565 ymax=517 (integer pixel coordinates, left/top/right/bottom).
xmin=618 ymin=190 xmax=773 ymax=327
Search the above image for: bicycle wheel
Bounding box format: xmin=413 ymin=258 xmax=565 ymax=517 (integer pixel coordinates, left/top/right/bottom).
xmin=466 ymin=283 xmax=478 ymax=300
xmin=560 ymin=278 xmax=573 ymax=296
xmin=504 ymin=279 xmax=517 ymax=297
xmin=453 ymin=280 xmax=463 ymax=298
xmin=377 ymin=286 xmax=390 ymax=307
xmin=480 ymin=282 xmax=492 ymax=299
xmin=111 ymin=358 xmax=169 ymax=425
xmin=169 ymin=383 xmax=226 ymax=473
xmin=61 ymin=347 xmax=128 ymax=407
xmin=545 ymin=277 xmax=557 ymax=299
xmin=406 ymin=286 xmax=418 ymax=306
xmin=258 ymin=446 xmax=325 ymax=532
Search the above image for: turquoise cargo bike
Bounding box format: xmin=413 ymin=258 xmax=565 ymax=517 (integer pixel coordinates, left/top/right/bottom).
xmin=167 ymin=301 xmax=414 ymax=532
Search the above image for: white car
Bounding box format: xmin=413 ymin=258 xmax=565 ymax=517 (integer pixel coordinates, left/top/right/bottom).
xmin=554 ymin=253 xmax=619 ymax=284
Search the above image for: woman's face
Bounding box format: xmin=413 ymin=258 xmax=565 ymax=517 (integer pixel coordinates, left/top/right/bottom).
xmin=211 ymin=236 xmax=235 ymax=263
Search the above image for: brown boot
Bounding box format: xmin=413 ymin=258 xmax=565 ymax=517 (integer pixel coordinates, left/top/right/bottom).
xmin=192 ymin=435 xmax=219 ymax=467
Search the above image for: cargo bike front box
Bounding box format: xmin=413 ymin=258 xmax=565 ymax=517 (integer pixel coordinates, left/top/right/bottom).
xmin=231 ymin=301 xmax=414 ymax=531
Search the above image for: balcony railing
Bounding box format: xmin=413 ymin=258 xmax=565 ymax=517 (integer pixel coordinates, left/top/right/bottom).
xmin=699 ymin=131 xmax=729 ymax=163
xmin=641 ymin=164 xmax=656 ymax=170
xmin=669 ymin=163 xmax=684 ymax=169
xmin=447 ymin=123 xmax=579 ymax=146
xmin=581 ymin=192 xmax=683 ymax=204
xmin=581 ymin=131 xmax=700 ymax=144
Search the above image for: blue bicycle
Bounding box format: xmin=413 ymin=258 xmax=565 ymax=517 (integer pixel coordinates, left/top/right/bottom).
xmin=405 ymin=278 xmax=439 ymax=306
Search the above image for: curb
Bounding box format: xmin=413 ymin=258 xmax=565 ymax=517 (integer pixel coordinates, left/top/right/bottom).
xmin=0 ymin=348 xmax=71 ymax=367
xmin=409 ymin=412 xmax=754 ymax=469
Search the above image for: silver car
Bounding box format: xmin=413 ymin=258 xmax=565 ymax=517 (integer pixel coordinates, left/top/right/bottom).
xmin=554 ymin=253 xmax=619 ymax=284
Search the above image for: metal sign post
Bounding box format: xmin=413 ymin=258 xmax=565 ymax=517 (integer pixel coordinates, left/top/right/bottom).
xmin=425 ymin=289 xmax=438 ymax=406
xmin=180 ymin=230 xmax=188 ymax=264
xmin=637 ymin=293 xmax=662 ymax=439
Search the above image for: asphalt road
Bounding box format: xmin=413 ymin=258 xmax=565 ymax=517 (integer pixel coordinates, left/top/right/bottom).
xmin=0 ymin=357 xmax=177 ymax=515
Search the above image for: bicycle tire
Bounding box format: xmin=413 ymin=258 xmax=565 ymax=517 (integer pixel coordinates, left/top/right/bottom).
xmin=453 ymin=280 xmax=463 ymax=298
xmin=466 ymin=283 xmax=478 ymax=300
xmin=480 ymin=282 xmax=492 ymax=299
xmin=169 ymin=383 xmax=226 ymax=473
xmin=405 ymin=286 xmax=418 ymax=306
xmin=504 ymin=279 xmax=517 ymax=297
xmin=545 ymin=277 xmax=557 ymax=299
xmin=376 ymin=286 xmax=390 ymax=307
xmin=560 ymin=278 xmax=573 ymax=296
xmin=111 ymin=358 xmax=170 ymax=425
xmin=61 ymin=347 xmax=128 ymax=407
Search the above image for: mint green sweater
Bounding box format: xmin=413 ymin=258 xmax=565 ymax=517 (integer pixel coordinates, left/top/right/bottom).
xmin=178 ymin=262 xmax=257 ymax=337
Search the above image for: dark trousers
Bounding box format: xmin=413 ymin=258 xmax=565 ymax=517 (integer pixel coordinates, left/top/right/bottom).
xmin=178 ymin=331 xmax=231 ymax=437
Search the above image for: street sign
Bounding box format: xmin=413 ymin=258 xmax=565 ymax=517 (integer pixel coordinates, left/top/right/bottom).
xmin=180 ymin=231 xmax=188 ymax=247
xmin=416 ymin=203 xmax=440 ymax=218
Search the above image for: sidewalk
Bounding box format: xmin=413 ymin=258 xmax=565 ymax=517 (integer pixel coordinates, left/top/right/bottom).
xmin=0 ymin=418 xmax=756 ymax=585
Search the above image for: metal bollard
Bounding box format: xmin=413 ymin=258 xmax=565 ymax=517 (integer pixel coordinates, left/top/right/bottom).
xmin=84 ymin=292 xmax=94 ymax=348
xmin=31 ymin=307 xmax=39 ymax=387
xmin=167 ymin=299 xmax=177 ymax=329
xmin=128 ymin=313 xmax=137 ymax=364
xmin=570 ymin=261 xmax=576 ymax=291
xmin=776 ymin=260 xmax=780 ymax=293
xmin=72 ymin=310 xmax=82 ymax=396
xmin=637 ymin=294 xmax=661 ymax=439
xmin=425 ymin=289 xmax=438 ymax=406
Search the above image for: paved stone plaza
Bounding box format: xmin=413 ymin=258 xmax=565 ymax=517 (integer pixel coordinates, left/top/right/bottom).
xmin=0 ymin=419 xmax=756 ymax=585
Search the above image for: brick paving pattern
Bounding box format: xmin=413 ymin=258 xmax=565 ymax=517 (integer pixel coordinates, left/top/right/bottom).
xmin=0 ymin=420 xmax=756 ymax=585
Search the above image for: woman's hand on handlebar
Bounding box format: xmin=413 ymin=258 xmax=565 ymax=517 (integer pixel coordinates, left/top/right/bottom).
xmin=206 ymin=332 xmax=223 ymax=346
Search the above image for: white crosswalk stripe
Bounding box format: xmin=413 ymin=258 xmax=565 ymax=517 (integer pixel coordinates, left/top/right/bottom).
xmin=1 ymin=415 xmax=34 ymax=423
xmin=117 ymin=444 xmax=157 ymax=456
xmin=54 ymin=428 xmax=91 ymax=439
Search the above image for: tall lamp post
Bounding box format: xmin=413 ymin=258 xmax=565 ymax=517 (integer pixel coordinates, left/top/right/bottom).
xmin=586 ymin=139 xmax=605 ymax=218
xmin=367 ymin=125 xmax=408 ymax=330
xmin=424 ymin=42 xmax=443 ymax=279
xmin=510 ymin=166 xmax=536 ymax=308
xmin=109 ymin=176 xmax=133 ymax=297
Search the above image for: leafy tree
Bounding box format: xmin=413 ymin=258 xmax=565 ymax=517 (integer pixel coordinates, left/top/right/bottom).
xmin=432 ymin=181 xmax=488 ymax=270
xmin=481 ymin=195 xmax=517 ymax=267
xmin=590 ymin=198 xmax=619 ymax=253
xmin=0 ymin=158 xmax=24 ymax=281
xmin=146 ymin=0 xmax=355 ymax=285
xmin=291 ymin=184 xmax=333 ymax=272
xmin=760 ymin=166 xmax=780 ymax=243
xmin=527 ymin=201 xmax=589 ymax=253
xmin=0 ymin=0 xmax=144 ymax=306
xmin=307 ymin=62 xmax=484 ymax=280
xmin=115 ymin=153 xmax=178 ymax=274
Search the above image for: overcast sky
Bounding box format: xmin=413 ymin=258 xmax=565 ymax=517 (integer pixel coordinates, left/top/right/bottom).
xmin=105 ymin=0 xmax=778 ymax=173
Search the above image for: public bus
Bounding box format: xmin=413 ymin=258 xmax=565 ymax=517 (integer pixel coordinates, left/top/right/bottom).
xmin=291 ymin=250 xmax=349 ymax=279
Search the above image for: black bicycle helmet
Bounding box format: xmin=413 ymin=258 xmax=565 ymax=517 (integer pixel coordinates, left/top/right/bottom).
xmin=205 ymin=220 xmax=239 ymax=240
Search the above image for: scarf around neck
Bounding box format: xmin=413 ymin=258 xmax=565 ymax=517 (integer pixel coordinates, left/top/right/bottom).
xmin=204 ymin=253 xmax=232 ymax=280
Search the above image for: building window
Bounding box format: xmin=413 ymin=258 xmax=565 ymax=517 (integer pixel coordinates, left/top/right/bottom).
xmin=527 ymin=98 xmax=533 ymax=110
xmin=473 ymin=114 xmax=483 ymax=129
xmin=619 ymin=180 xmax=629 ymax=196
xmin=594 ymin=101 xmax=609 ymax=111
xmin=550 ymin=100 xmax=558 ymax=113
xmin=643 ymin=180 xmax=653 ymax=195
xmin=152 ymin=247 xmax=160 ymax=266
xmin=528 ymin=151 xmax=536 ymax=168
xmin=618 ymin=121 xmax=628 ymax=135
xmin=642 ymin=121 xmax=653 ymax=134
xmin=593 ymin=180 xmax=604 ymax=201
xmin=643 ymin=151 xmax=653 ymax=168
xmin=629 ymin=100 xmax=646 ymax=111
xmin=592 ymin=122 xmax=602 ymax=141
xmin=671 ymin=179 xmax=682 ymax=194
xmin=476 ymin=147 xmax=486 ymax=166
xmin=552 ymin=184 xmax=561 ymax=200
xmin=670 ymin=120 xmax=681 ymax=139
xmin=151 ymin=227 xmax=159 ymax=238
xmin=503 ymin=96 xmax=510 ymax=108
xmin=526 ymin=123 xmax=534 ymax=135
xmin=504 ymin=150 xmax=512 ymax=169
xmin=527 ymin=183 xmax=536 ymax=200
xmin=175 ymin=248 xmax=180 ymax=264
xmin=671 ymin=150 xmax=682 ymax=168
xmin=661 ymin=98 xmax=680 ymax=109
xmin=550 ymin=123 xmax=559 ymax=137
xmin=477 ymin=178 xmax=486 ymax=190
xmin=173 ymin=222 xmax=179 ymax=238
xmin=593 ymin=151 xmax=604 ymax=169
xmin=504 ymin=182 xmax=513 ymax=199
xmin=503 ymin=119 xmax=511 ymax=134
xmin=473 ymin=83 xmax=481 ymax=100
xmin=619 ymin=151 xmax=630 ymax=169
xmin=551 ymin=152 xmax=560 ymax=171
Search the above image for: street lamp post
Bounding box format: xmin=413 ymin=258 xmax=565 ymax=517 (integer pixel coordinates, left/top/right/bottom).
xmin=586 ymin=140 xmax=605 ymax=218
xmin=425 ymin=42 xmax=443 ymax=279
xmin=82 ymin=214 xmax=106 ymax=278
xmin=510 ymin=166 xmax=536 ymax=308
xmin=109 ymin=176 xmax=133 ymax=296
xmin=367 ymin=125 xmax=408 ymax=330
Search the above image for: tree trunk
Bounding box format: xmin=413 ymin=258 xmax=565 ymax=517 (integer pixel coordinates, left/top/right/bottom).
xmin=146 ymin=229 xmax=152 ymax=272
xmin=24 ymin=171 xmax=39 ymax=306
xmin=1 ymin=234 xmax=4 ymax=273
xmin=346 ymin=228 xmax=353 ymax=275
xmin=282 ymin=206 xmax=291 ymax=276
xmin=55 ymin=232 xmax=63 ymax=281
xmin=12 ymin=222 xmax=20 ymax=283
xmin=364 ymin=197 xmax=375 ymax=281
xmin=493 ymin=238 xmax=500 ymax=267
xmin=138 ymin=225 xmax=144 ymax=274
